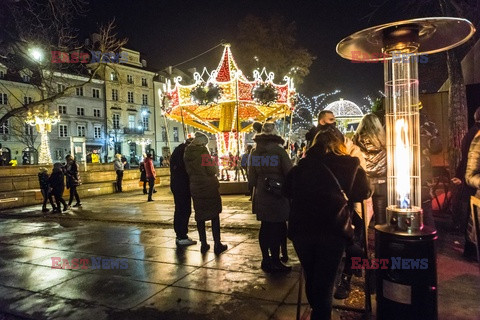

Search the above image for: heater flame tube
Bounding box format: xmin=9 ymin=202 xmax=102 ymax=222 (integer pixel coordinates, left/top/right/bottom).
xmin=384 ymin=50 xmax=423 ymax=231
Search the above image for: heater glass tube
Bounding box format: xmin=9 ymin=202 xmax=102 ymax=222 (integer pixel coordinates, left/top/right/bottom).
xmin=384 ymin=52 xmax=421 ymax=211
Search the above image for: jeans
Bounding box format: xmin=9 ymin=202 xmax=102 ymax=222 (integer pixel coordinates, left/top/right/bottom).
xmin=41 ymin=188 xmax=55 ymax=209
xmin=173 ymin=191 xmax=192 ymax=239
xmin=147 ymin=177 xmax=155 ymax=200
xmin=293 ymin=234 xmax=346 ymax=320
xmin=68 ymin=185 xmax=80 ymax=205
xmin=116 ymin=170 xmax=124 ymax=192
xmin=372 ymin=182 xmax=387 ymax=225
xmin=52 ymin=190 xmax=67 ymax=210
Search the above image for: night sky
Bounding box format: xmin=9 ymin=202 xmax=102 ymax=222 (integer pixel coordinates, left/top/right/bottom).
xmin=75 ymin=0 xmax=446 ymax=106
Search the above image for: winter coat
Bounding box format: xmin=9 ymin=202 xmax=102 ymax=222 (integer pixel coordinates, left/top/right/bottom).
xmin=465 ymin=132 xmax=480 ymax=192
xmin=65 ymin=161 xmax=80 ymax=189
xmin=248 ymin=134 xmax=292 ymax=222
xmin=184 ymin=143 xmax=222 ymax=221
xmin=139 ymin=162 xmax=146 ymax=182
xmin=38 ymin=172 xmax=50 ymax=190
xmin=114 ymin=159 xmax=124 ymax=171
xmin=285 ymin=151 xmax=370 ymax=241
xmin=170 ymin=142 xmax=190 ymax=195
xmin=48 ymin=168 xmax=65 ymax=194
xmin=354 ymin=134 xmax=387 ymax=179
xmin=144 ymin=157 xmax=156 ymax=179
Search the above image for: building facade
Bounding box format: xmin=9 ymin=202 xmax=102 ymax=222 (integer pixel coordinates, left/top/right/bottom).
xmin=90 ymin=48 xmax=156 ymax=165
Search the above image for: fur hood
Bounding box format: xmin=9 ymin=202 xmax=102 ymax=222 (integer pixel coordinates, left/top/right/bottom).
xmin=253 ymin=133 xmax=285 ymax=146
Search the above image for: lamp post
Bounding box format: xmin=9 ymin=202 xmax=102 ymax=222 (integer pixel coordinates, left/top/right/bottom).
xmin=25 ymin=109 xmax=60 ymax=164
xmin=337 ymin=17 xmax=475 ymax=319
xmin=136 ymin=137 xmax=152 ymax=156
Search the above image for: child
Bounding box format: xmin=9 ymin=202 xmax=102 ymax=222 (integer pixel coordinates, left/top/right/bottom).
xmin=38 ymin=167 xmax=56 ymax=212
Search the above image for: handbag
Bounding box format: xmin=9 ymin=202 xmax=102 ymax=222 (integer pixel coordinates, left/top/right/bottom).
xmin=322 ymin=163 xmax=357 ymax=241
xmin=264 ymin=177 xmax=283 ymax=197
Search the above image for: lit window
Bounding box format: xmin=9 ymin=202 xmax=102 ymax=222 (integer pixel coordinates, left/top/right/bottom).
xmin=112 ymin=114 xmax=120 ymax=129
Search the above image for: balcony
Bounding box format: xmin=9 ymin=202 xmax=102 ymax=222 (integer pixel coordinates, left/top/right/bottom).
xmin=123 ymin=127 xmax=144 ymax=135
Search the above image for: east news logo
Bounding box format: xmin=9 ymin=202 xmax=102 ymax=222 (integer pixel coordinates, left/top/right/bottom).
xmin=51 ymin=257 xmax=128 ymax=269
xmin=351 ymin=257 xmax=429 ymax=270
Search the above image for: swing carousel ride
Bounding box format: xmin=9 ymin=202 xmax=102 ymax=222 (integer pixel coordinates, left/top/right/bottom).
xmin=160 ymin=44 xmax=296 ymax=157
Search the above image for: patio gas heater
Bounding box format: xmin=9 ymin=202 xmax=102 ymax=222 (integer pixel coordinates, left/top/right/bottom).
xmin=337 ymin=18 xmax=475 ymax=319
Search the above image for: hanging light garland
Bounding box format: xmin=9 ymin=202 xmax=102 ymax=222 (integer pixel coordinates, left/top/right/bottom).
xmin=190 ymin=82 xmax=223 ymax=105
xmin=251 ymin=82 xmax=278 ymax=106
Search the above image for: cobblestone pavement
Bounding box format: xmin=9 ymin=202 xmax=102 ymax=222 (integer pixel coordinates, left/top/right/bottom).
xmin=0 ymin=188 xmax=478 ymax=319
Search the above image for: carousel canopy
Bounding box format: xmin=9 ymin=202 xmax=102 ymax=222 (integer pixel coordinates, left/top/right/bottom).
xmin=163 ymin=44 xmax=295 ymax=134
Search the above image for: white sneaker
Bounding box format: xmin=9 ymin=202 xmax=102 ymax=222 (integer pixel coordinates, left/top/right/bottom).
xmin=176 ymin=238 xmax=197 ymax=246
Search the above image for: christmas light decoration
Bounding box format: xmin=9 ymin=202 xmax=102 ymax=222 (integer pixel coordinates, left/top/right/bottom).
xmin=25 ymin=109 xmax=60 ymax=164
xmin=164 ymin=44 xmax=295 ymax=159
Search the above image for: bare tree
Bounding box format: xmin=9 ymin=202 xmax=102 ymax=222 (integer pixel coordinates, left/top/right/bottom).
xmin=0 ymin=0 xmax=127 ymax=125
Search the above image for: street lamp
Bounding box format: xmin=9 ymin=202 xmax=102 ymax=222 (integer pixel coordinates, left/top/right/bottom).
xmin=25 ymin=109 xmax=60 ymax=164
xmin=29 ymin=48 xmax=43 ymax=62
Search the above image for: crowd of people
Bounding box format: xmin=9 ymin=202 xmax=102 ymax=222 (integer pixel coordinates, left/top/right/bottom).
xmin=34 ymin=105 xmax=480 ymax=319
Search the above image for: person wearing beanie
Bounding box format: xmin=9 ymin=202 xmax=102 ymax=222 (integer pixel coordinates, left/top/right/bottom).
xmin=249 ymin=122 xmax=292 ymax=273
xmin=113 ymin=153 xmax=124 ymax=192
xmin=184 ymin=132 xmax=228 ymax=254
xmin=170 ymin=137 xmax=197 ymax=246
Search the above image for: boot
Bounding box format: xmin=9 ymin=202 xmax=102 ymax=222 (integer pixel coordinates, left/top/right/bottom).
xmin=214 ymin=242 xmax=228 ymax=255
xmin=42 ymin=207 xmax=49 ymax=213
xmin=200 ymin=242 xmax=210 ymax=254
xmin=334 ymin=273 xmax=352 ymax=299
xmin=270 ymin=259 xmax=292 ymax=273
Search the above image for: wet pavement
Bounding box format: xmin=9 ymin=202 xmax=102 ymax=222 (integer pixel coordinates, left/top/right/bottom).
xmin=0 ymin=189 xmax=479 ymax=319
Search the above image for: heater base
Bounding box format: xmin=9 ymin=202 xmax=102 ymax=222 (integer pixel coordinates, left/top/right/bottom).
xmin=387 ymin=206 xmax=423 ymax=233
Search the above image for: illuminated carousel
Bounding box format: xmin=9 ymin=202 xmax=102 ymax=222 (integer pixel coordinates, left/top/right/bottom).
xmin=161 ymin=44 xmax=296 ymax=157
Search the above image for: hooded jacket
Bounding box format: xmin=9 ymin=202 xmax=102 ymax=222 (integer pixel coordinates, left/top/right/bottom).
xmin=249 ymin=133 xmax=292 ymax=222
xmin=184 ymin=142 xmax=222 ymax=221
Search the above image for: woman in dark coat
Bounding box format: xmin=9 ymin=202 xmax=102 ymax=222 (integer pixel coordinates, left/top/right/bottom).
xmin=65 ymin=155 xmax=81 ymax=207
xmin=184 ymin=132 xmax=227 ymax=255
xmin=49 ymin=162 xmax=69 ymax=213
xmin=285 ymin=129 xmax=370 ymax=320
xmin=249 ymin=122 xmax=293 ymax=273
xmin=139 ymin=155 xmax=147 ymax=194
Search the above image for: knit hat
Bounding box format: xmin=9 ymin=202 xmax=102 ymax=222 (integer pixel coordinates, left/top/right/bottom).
xmin=192 ymin=131 xmax=209 ymax=146
xmin=252 ymin=122 xmax=263 ymax=133
xmin=261 ymin=122 xmax=278 ymax=135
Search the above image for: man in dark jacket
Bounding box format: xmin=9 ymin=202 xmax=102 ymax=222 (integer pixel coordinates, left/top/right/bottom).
xmin=170 ymin=138 xmax=197 ymax=246
xmin=65 ymin=155 xmax=81 ymax=207
xmin=305 ymin=110 xmax=336 ymax=149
